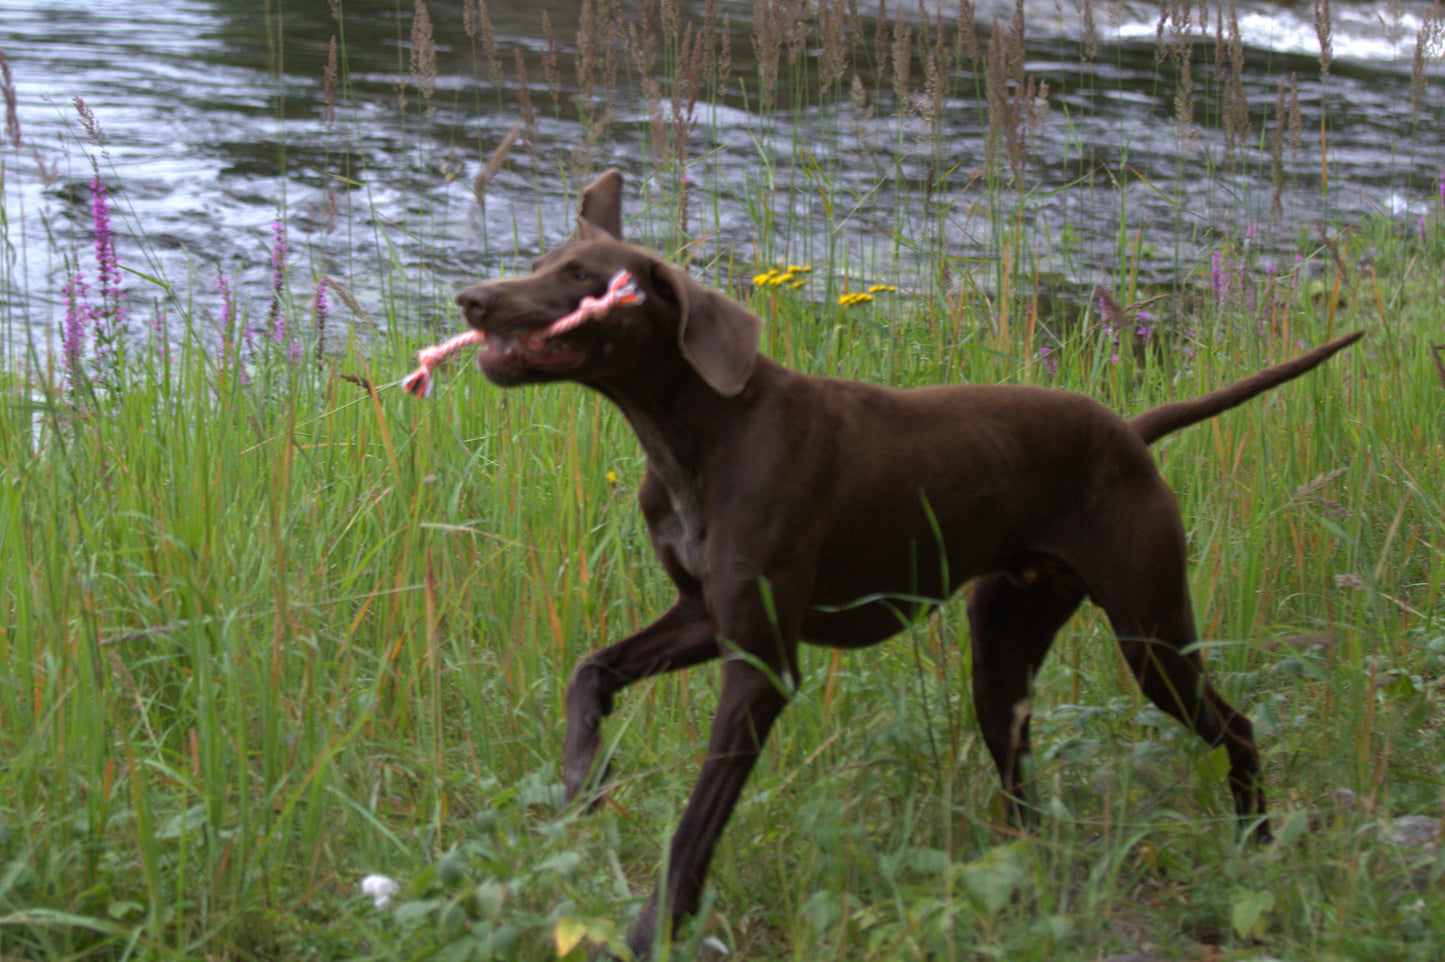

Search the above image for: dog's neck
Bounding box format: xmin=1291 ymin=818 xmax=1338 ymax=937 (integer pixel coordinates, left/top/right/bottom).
xmin=590 ymin=357 xmax=768 ymax=575
xmin=593 ymin=360 xmax=722 ymax=490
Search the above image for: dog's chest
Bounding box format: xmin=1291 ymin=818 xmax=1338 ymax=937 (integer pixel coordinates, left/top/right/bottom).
xmin=651 ymin=490 xmax=705 ymax=579
xmin=625 ymin=413 xmax=707 ymax=580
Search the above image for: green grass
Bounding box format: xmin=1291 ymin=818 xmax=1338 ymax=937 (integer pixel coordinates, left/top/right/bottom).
xmin=3 ymin=4 xmax=1445 ymax=960
xmin=2 ymin=251 xmax=1440 ymax=961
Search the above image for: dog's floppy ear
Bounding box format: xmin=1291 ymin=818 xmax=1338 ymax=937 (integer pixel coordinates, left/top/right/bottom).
xmin=576 ymin=169 xmax=624 ymax=240
xmin=653 ymin=262 xmax=761 ymax=397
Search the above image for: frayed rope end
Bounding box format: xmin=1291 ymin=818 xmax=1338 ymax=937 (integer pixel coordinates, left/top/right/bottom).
xmin=399 ymin=368 xmax=435 ymax=398
xmin=401 ymin=329 xmax=486 ymax=399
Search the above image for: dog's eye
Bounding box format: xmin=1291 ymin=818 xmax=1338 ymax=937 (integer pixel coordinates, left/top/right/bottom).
xmin=571 ymin=266 xmax=590 ymax=283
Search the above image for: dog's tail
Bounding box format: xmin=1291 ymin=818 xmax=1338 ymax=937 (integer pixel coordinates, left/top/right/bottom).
xmin=1129 ymin=330 xmax=1364 ymax=445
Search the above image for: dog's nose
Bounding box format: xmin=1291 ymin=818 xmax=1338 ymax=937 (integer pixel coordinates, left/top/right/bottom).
xmin=456 ymin=285 xmax=496 ymax=324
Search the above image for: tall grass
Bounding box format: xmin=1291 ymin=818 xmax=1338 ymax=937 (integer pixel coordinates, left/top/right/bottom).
xmin=2 ymin=2 xmax=1444 ymax=959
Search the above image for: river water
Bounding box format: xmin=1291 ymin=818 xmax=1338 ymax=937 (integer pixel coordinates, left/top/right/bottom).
xmin=1 ymin=0 xmax=1442 ymax=351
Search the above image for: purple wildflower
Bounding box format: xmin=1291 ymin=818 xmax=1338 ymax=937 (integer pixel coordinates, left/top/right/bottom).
xmin=1438 ymin=171 xmax=1444 ymax=210
xmin=88 ymin=173 xmax=125 ymax=373
xmin=62 ymin=269 xmax=91 ymax=378
xmin=1096 ymin=294 xmax=1121 ymax=365
xmin=267 ymin=219 xmax=289 ymax=346
xmin=314 ymin=280 xmax=329 ymax=365
xmin=1135 ymin=311 xmax=1155 ymax=342
xmin=1037 ymin=344 xmax=1057 ymax=377
xmin=218 ymin=272 xmax=235 ymax=329
xmin=217 ymin=269 xmax=237 ymax=360
xmin=151 ymin=304 xmax=169 ymax=363
xmin=1260 ymin=265 xmax=1279 ymax=332
xmin=1211 ymin=249 xmax=1228 ymax=304
xmin=91 ymin=175 xmax=120 ymax=310
xmin=218 ymin=270 xmax=253 ymax=385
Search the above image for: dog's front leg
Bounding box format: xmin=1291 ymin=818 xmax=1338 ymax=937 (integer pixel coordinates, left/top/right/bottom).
xmin=625 ymin=653 xmax=793 ymax=959
xmin=563 ymin=594 xmax=720 ymax=805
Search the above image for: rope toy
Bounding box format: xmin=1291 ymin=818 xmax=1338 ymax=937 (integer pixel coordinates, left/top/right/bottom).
xmin=401 ymin=269 xmax=645 ymax=397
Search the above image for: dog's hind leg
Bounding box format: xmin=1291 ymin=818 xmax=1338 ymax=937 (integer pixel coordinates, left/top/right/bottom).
xmin=967 ymin=563 xmax=1088 ymax=827
xmin=1110 ymin=624 xmax=1270 ymax=841
xmin=563 ymin=593 xmax=719 ymax=806
xmin=1086 ymin=501 xmax=1272 ymax=841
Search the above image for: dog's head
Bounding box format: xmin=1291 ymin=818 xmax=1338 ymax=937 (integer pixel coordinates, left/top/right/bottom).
xmin=456 ymin=170 xmax=762 ymax=397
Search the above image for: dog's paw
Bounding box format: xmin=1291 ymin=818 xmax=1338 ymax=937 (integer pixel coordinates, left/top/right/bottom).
xmin=564 ymin=756 xmax=613 ymax=813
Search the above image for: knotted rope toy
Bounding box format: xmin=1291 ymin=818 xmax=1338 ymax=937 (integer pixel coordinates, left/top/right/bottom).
xmin=401 ymin=269 xmax=645 ymax=397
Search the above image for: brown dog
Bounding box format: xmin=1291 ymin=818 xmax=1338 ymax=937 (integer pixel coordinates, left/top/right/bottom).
xmin=455 ymin=170 xmax=1361 ymax=958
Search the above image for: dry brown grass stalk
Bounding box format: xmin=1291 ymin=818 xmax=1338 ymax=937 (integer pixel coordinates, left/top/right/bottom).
xmin=956 ymin=0 xmax=980 ymax=64
xmin=714 ymin=12 xmax=733 ymax=101
xmin=1081 ymin=0 xmax=1097 ymax=63
xmin=920 ymin=0 xmax=951 ymax=148
xmin=985 ymin=18 xmax=1005 ymax=175
xmin=576 ymin=0 xmax=600 ymax=106
xmin=628 ymin=0 xmax=663 ymax=158
xmin=672 ymin=24 xmax=704 ymax=173
xmin=1217 ymin=0 xmax=1250 ymax=167
xmin=785 ymin=0 xmax=808 ymax=67
xmin=0 ymin=52 xmax=20 ymax=147
xmin=513 ymin=49 xmax=538 ymax=155
xmin=1271 ymin=76 xmax=1286 ymax=220
xmin=891 ymin=7 xmax=912 ymax=113
xmin=541 ymin=13 xmax=562 ymax=113
xmin=602 ymin=12 xmax=622 ymax=113
xmin=1288 ymin=72 xmax=1303 ymax=154
xmin=410 ymin=0 xmax=436 ymax=117
xmin=73 ymin=96 xmax=105 ymax=146
xmin=324 ymin=36 xmax=339 ymax=132
xmin=753 ymin=0 xmax=783 ymax=111
xmin=818 ymin=0 xmax=848 ymax=91
xmin=629 ymin=0 xmax=660 ymax=84
xmin=661 ymin=0 xmax=681 ymax=50
xmin=1156 ymin=0 xmax=1196 ymax=140
xmin=981 ymin=10 xmax=1049 ymax=184
xmin=701 ymin=0 xmax=721 ymax=89
xmin=319 ymin=275 xmax=372 ymax=324
xmin=1314 ymin=0 xmax=1333 ymax=75
xmin=1411 ymin=4 xmax=1444 ymax=120
xmin=569 ymin=0 xmax=616 ymax=175
xmin=646 ymin=77 xmax=667 ymax=164
xmin=464 ymin=0 xmax=502 ymax=86
xmin=1007 ymin=0 xmax=1026 ymax=81
xmin=473 ymin=121 xmax=521 ymax=211
xmin=872 ymin=1 xmax=891 ymax=91
xmin=849 ymin=72 xmax=873 ymax=148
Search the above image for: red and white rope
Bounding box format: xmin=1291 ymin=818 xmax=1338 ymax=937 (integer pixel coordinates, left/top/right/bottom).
xmin=401 ymin=269 xmax=644 ymax=398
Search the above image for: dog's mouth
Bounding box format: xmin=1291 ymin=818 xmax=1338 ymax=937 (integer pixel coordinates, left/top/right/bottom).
xmin=475 ymin=326 xmax=587 ymax=381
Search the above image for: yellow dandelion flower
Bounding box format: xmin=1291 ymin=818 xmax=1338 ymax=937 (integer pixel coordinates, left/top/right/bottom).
xmin=752 ymin=269 xmax=779 ymax=286
xmin=867 ymin=284 xmax=897 ymax=294
xmin=606 ymin=470 xmax=618 ymax=484
xmin=787 ymin=264 xmax=812 ymax=273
